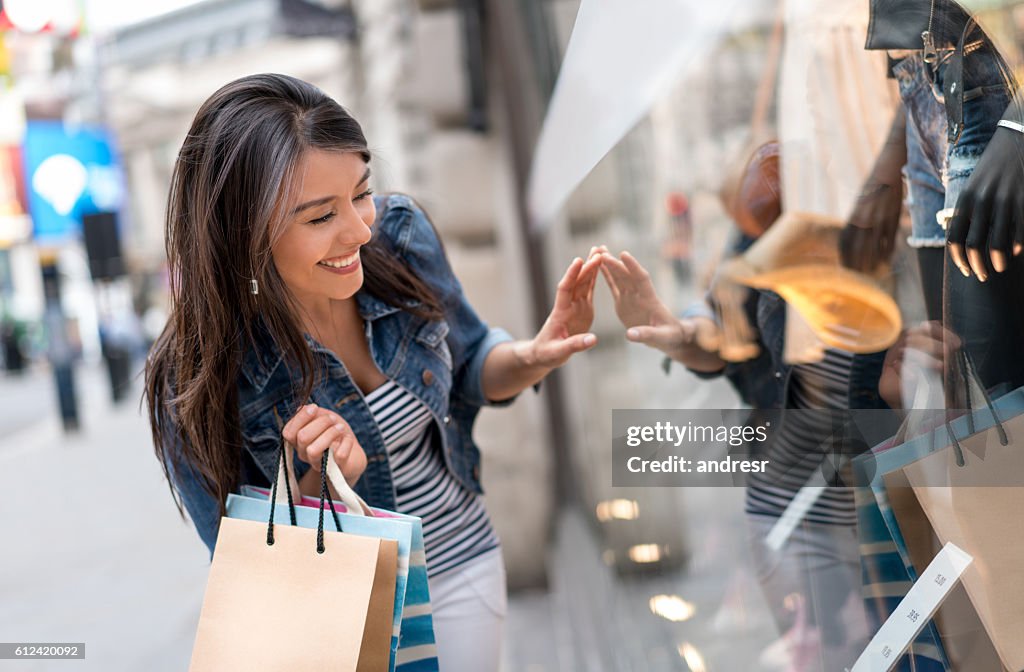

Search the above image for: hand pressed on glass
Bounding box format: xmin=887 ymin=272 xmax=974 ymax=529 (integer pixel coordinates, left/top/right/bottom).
xmin=599 ymin=250 xmax=725 ymax=372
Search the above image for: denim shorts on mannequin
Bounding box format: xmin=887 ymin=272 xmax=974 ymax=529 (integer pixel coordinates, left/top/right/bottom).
xmin=893 ymin=46 xmax=1011 ymax=249
xmin=894 ymin=54 xmax=947 ymax=249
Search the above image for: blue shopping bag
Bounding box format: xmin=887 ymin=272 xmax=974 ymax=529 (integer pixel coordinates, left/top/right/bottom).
xmin=238 ymin=477 xmax=439 ymax=671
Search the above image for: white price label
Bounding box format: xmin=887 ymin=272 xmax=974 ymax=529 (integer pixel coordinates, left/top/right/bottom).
xmin=849 ymin=542 xmax=972 ymax=672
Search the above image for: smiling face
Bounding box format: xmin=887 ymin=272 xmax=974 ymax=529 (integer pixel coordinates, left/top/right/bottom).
xmin=271 ymin=149 xmax=376 ymax=311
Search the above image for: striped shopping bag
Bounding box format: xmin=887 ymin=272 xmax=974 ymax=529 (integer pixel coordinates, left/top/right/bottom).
xmin=241 ymin=479 xmax=439 ymax=672
xmin=852 ymin=424 xmax=951 ymax=671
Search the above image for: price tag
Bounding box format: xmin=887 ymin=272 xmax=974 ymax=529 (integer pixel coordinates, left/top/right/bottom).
xmin=849 ymin=542 xmax=972 ymax=672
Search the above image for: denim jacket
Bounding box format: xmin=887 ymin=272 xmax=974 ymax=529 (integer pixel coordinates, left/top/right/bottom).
xmin=679 ymin=236 xmax=890 ymax=413
xmin=690 ymin=290 xmax=890 ymax=413
xmin=166 ymin=193 xmax=515 ymax=554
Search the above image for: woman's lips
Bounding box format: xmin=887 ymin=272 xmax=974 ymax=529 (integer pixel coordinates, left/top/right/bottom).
xmin=317 ymin=255 xmax=361 ymax=276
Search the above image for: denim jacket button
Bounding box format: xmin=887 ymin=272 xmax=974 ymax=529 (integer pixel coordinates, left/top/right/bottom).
xmin=422 ymin=369 xmax=434 ymax=386
xmin=774 ymin=371 xmax=782 ymax=379
xmin=443 ymin=414 xmax=451 ymax=425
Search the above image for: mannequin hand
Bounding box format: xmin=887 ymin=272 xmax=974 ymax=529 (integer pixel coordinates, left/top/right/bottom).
xmin=947 ymin=126 xmax=1024 ymax=281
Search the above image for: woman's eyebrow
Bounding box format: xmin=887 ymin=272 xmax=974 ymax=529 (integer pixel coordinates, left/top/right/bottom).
xmin=290 ymin=196 xmax=335 ymax=215
xmin=290 ymin=167 xmax=371 ymax=214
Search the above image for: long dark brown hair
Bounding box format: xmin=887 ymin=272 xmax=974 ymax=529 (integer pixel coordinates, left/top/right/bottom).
xmin=145 ymin=73 xmax=442 ymax=518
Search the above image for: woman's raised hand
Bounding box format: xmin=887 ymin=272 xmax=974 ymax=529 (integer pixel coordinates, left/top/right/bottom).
xmin=282 ymin=404 xmax=367 ymax=488
xmin=520 ymin=247 xmax=604 ymax=369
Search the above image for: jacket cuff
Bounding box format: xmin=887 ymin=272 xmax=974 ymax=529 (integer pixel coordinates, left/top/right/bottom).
xmin=465 ymin=326 xmax=517 ymax=407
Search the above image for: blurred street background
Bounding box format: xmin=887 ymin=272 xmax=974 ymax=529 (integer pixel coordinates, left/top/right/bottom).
xmin=2 ymin=0 xmax=1024 ymax=670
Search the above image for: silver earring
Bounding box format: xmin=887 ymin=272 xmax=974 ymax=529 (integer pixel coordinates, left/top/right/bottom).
xmin=250 ymin=278 xmax=259 ymax=295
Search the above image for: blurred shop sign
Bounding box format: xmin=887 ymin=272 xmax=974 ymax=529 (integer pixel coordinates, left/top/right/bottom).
xmin=0 ymin=0 xmax=84 ymax=35
xmin=22 ymin=121 xmax=123 ymax=245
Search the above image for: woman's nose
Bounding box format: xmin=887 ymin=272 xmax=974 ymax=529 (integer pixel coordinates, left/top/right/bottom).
xmin=337 ymin=211 xmax=372 ymax=245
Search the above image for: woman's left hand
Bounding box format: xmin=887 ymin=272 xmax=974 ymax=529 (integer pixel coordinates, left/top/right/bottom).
xmin=520 ymin=247 xmax=603 ymax=369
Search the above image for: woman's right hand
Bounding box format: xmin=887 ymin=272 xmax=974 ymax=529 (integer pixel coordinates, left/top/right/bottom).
xmin=282 ymin=404 xmax=367 ymax=489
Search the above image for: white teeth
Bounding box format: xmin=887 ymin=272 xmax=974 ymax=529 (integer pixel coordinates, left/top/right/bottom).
xmin=318 ymin=252 xmax=358 ymax=268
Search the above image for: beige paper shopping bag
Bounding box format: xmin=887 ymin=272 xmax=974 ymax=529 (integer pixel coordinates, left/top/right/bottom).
xmin=883 ymin=471 xmax=1006 ymax=671
xmin=901 ymin=411 xmax=1024 ymax=671
xmin=190 ymin=516 xmax=397 ymax=672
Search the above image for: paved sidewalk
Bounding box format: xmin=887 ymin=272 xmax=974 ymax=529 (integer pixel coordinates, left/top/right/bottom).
xmin=0 ymin=366 xmax=209 ymax=672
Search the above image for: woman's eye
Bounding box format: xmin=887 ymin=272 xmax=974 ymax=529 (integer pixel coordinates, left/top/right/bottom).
xmin=354 ymin=188 xmax=374 ymax=201
xmin=308 ymin=211 xmax=335 ymax=225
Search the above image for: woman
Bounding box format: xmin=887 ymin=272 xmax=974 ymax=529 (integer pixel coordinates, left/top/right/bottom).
xmin=144 ymin=73 xmax=601 ymax=670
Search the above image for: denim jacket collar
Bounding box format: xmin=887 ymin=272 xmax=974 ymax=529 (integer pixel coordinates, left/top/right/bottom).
xmin=240 ymin=290 xmax=409 ymax=393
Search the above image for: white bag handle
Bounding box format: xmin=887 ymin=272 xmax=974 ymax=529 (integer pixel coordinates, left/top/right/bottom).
xmin=275 ymin=442 xmax=372 ymax=517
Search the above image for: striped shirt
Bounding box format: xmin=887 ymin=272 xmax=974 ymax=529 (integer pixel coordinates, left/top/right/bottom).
xmin=746 ymin=349 xmax=858 ymax=526
xmin=365 ymin=379 xmax=500 ymax=577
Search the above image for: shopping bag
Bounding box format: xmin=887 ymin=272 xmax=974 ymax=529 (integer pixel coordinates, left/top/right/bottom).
xmin=854 ymin=474 xmax=950 ymax=670
xmin=882 ymin=457 xmax=1005 ymax=671
xmin=900 ymin=384 xmax=1024 ymax=671
xmin=241 ymin=449 xmax=439 ymax=672
xmin=854 ymin=380 xmax=1018 ymax=671
xmin=190 ymin=447 xmax=398 ymax=671
xmin=851 ymin=411 xmax=962 ymax=667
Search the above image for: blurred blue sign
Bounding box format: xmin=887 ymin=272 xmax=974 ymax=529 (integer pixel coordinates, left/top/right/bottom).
xmin=22 ymin=121 xmax=124 ymax=244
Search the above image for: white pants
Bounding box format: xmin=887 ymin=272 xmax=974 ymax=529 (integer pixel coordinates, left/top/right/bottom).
xmin=427 ymin=549 xmax=507 ymax=672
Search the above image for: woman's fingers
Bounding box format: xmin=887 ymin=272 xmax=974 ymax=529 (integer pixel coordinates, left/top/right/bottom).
xmin=297 ymin=417 xmax=347 ymax=469
xmin=600 ymin=253 xmax=632 ymax=285
xmin=554 ymin=257 xmax=585 ymax=310
xmin=537 ymin=333 xmax=598 ymax=365
xmin=281 ymin=403 xmax=321 ymax=446
xmin=574 ymin=254 xmax=603 ymax=301
xmin=599 ymin=263 xmax=621 ymax=299
xmin=334 ymin=434 xmax=367 ymax=487
xmin=619 ymin=251 xmax=650 ymax=280
xmin=583 ymin=248 xmax=605 ymax=300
